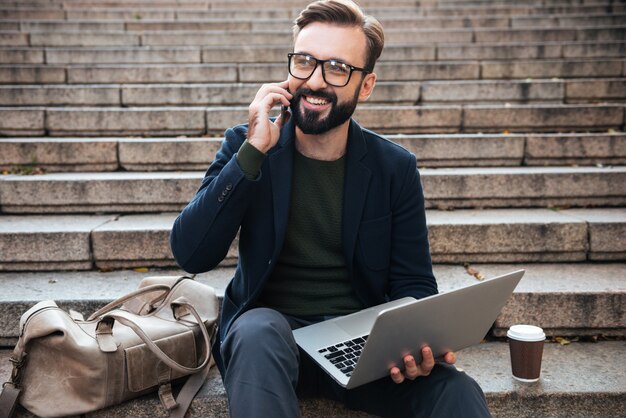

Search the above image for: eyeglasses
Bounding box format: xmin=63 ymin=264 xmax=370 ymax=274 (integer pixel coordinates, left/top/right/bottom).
xmin=288 ymin=53 xmax=370 ymax=88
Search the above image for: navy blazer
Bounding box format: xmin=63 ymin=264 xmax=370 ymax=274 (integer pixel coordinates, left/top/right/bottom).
xmin=170 ymin=118 xmax=437 ymax=372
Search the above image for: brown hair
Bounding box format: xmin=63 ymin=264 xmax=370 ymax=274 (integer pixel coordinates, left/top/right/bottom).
xmin=293 ymin=0 xmax=385 ymax=71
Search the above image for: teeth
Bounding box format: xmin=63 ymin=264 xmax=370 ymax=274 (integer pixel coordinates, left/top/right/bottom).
xmin=305 ymin=96 xmax=329 ymax=105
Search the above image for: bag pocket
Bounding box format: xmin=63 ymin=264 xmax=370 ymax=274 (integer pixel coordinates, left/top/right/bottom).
xmin=125 ymin=329 xmax=197 ymax=392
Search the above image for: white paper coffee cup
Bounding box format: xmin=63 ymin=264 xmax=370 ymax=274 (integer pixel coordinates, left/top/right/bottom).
xmin=507 ymin=325 xmax=545 ymax=382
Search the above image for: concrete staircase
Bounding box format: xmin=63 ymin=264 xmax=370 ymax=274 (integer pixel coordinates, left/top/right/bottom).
xmin=0 ymin=0 xmax=624 ymax=416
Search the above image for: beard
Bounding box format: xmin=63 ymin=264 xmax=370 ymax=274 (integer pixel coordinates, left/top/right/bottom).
xmin=290 ymin=86 xmax=360 ymax=135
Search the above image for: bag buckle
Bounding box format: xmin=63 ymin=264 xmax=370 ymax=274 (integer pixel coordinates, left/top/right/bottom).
xmin=8 ymin=354 xmax=26 ymax=386
xmin=157 ymin=362 xmax=179 ymax=411
xmin=9 ymin=356 xmax=25 ymax=368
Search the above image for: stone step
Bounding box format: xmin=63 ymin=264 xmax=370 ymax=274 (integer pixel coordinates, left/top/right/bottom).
xmin=1 ymin=340 xmax=624 ymax=417
xmin=48 ymin=6 xmax=572 ymax=21
xmin=16 ymin=16 xmax=624 ymax=33
xmin=1 ymin=59 xmax=623 ymax=85
xmin=0 ymin=9 xmax=66 ymax=21
xmin=0 ymin=32 xmax=27 ymax=47
xmin=1 ymin=103 xmax=622 ymax=136
xmin=2 ymin=9 xmax=619 ymax=28
xmin=0 ymin=81 xmax=425 ymax=106
xmin=419 ymin=78 xmax=626 ymax=104
xmin=210 ymin=103 xmax=625 ymax=134
xmin=2 ymin=132 xmax=624 ymax=172
xmin=59 ymin=1 xmax=213 ymax=9
xmin=438 ymin=0 xmax=624 ymax=4
xmin=0 ymin=267 xmax=231 ymax=346
xmin=2 ymin=40 xmax=625 ymax=64
xmin=0 ymin=0 xmax=622 ymax=19
xmin=32 ymin=2 xmax=625 ymax=17
xmin=2 ymin=26 xmax=624 ymax=47
xmin=423 ymin=5 xmax=625 ymax=17
xmin=511 ymin=12 xmax=626 ymax=28
xmin=0 ymin=209 xmax=624 ymax=271
xmin=0 ymin=16 xmax=510 ymax=31
xmin=57 ymin=0 xmax=418 ymax=9
xmin=479 ymin=58 xmax=626 ymax=79
xmin=17 ymin=21 xmax=126 ymax=32
xmin=82 ymin=340 xmax=626 ymax=417
xmin=13 ymin=0 xmax=618 ymax=6
xmin=1 ymin=167 xmax=624 ymax=213
xmin=63 ymin=8 xmax=281 ymax=20
xmin=0 ymin=263 xmax=623 ymax=345
xmin=2 ymin=78 xmax=624 ymax=106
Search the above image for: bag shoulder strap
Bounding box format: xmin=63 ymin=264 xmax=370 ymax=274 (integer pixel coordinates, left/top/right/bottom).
xmin=170 ymin=360 xmax=212 ymax=418
xmin=0 ymin=382 xmax=21 ymax=418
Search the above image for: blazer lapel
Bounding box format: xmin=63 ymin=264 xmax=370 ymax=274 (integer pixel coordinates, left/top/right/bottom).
xmin=269 ymin=119 xmax=295 ymax=255
xmin=342 ymin=120 xmax=371 ymax=269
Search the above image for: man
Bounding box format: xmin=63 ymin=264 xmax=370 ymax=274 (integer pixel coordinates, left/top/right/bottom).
xmin=170 ymin=1 xmax=491 ymax=416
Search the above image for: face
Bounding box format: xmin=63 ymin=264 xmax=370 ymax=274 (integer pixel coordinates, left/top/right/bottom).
xmin=289 ymin=22 xmax=376 ymax=135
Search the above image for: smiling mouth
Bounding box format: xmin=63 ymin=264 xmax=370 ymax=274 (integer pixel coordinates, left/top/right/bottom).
xmin=304 ymin=95 xmax=330 ymax=106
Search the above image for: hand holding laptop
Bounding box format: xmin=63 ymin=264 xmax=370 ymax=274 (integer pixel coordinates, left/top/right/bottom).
xmin=293 ymin=270 xmax=524 ymax=389
xmin=390 ymin=347 xmax=457 ymax=384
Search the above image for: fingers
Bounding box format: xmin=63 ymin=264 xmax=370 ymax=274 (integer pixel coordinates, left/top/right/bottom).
xmin=247 ymin=81 xmax=293 ymax=153
xmin=390 ymin=347 xmax=439 ymax=385
xmin=420 ymin=347 xmax=436 ymax=375
xmin=390 ymin=366 xmax=404 ymax=384
xmin=402 ymin=355 xmax=420 ymax=380
xmin=252 ymin=81 xmax=292 ymax=108
xmin=444 ymin=351 xmax=457 ymax=365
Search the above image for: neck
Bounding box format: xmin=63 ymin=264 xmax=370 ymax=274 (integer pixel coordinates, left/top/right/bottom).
xmin=294 ymin=120 xmax=350 ymax=161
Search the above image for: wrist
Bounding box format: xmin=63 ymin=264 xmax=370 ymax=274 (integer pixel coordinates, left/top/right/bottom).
xmin=247 ymin=139 xmax=270 ymax=154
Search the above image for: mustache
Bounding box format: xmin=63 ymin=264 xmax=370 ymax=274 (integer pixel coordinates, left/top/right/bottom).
xmin=293 ymin=87 xmax=337 ymax=104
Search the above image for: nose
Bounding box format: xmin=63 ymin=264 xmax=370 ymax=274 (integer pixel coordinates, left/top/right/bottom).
xmin=305 ymin=62 xmax=328 ymax=91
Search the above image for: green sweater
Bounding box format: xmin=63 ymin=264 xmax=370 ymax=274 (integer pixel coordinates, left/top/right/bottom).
xmin=237 ymin=141 xmax=363 ymax=316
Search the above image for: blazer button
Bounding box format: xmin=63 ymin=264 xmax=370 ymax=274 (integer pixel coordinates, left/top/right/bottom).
xmin=218 ymin=196 xmax=224 ymax=202
xmin=225 ymin=184 xmax=233 ymax=191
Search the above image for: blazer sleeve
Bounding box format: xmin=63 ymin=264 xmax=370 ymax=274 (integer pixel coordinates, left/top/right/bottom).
xmin=170 ymin=125 xmax=261 ymax=273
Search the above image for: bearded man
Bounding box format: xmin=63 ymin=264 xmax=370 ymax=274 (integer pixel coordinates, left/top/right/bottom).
xmin=170 ymin=1 xmax=491 ymax=416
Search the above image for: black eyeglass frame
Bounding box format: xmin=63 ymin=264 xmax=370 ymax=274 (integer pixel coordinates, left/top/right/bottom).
xmin=287 ymin=53 xmax=371 ymax=87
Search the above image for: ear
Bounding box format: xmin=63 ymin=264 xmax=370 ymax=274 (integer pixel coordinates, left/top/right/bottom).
xmin=357 ymin=72 xmax=377 ymax=102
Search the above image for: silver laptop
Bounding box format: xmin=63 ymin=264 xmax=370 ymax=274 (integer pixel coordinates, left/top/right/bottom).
xmin=293 ymin=269 xmax=524 ymax=389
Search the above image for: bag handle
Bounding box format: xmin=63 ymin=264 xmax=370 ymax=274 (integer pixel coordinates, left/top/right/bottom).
xmin=95 ymin=297 xmax=215 ymax=374
xmin=87 ymin=284 xmax=172 ymax=321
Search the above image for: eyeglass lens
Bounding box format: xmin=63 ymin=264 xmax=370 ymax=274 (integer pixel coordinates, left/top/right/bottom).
xmin=289 ymin=54 xmax=352 ymax=87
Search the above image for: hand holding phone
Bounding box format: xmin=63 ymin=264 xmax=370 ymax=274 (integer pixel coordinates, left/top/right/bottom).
xmin=247 ymin=80 xmax=292 ymax=153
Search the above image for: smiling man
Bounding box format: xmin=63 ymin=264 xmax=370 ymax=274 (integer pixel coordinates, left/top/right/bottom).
xmin=170 ymin=1 xmax=491 ymax=417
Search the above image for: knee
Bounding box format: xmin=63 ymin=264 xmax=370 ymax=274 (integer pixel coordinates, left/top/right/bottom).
xmin=435 ymin=364 xmax=489 ymax=409
xmin=229 ymin=308 xmax=293 ymax=342
xmin=436 ymin=364 xmax=484 ymax=394
xmin=222 ymin=308 xmax=298 ymax=363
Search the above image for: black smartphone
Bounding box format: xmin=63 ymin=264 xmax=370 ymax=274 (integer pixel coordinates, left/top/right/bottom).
xmin=281 ymin=104 xmax=291 ymax=121
xmin=281 ymin=87 xmax=291 ymax=120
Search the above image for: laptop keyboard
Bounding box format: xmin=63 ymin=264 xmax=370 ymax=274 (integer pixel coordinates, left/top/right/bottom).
xmin=317 ymin=335 xmax=368 ymax=377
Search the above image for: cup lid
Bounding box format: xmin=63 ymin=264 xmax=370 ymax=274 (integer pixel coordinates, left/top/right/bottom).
xmin=507 ymin=324 xmax=545 ymax=342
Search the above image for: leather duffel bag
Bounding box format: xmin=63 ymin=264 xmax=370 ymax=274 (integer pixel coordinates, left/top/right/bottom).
xmin=0 ymin=275 xmax=218 ymax=418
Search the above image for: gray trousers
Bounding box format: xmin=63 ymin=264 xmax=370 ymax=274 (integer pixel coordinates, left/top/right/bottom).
xmin=221 ymin=308 xmax=492 ymax=418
